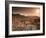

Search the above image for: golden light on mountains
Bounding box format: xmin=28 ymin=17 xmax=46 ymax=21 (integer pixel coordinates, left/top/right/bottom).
xmin=12 ymin=7 xmax=40 ymax=31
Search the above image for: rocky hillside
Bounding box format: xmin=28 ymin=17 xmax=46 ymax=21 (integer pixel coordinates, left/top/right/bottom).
xmin=12 ymin=14 xmax=40 ymax=31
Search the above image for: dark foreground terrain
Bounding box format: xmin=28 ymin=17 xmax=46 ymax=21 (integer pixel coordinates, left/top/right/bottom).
xmin=12 ymin=14 xmax=40 ymax=31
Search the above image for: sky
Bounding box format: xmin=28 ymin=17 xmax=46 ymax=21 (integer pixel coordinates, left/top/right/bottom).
xmin=12 ymin=7 xmax=40 ymax=17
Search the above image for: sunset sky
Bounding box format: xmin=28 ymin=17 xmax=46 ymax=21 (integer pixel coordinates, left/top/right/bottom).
xmin=12 ymin=7 xmax=40 ymax=17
